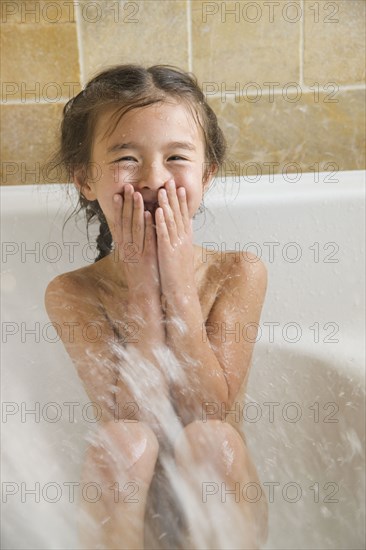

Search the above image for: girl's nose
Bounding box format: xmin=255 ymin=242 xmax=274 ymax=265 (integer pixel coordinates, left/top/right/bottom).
xmin=138 ymin=162 xmax=171 ymax=192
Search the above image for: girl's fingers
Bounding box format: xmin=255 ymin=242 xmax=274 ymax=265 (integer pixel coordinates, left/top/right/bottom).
xmin=144 ymin=210 xmax=156 ymax=253
xmin=143 ymin=210 xmax=151 ymax=247
xmin=112 ymin=193 xmax=123 ymax=248
xmin=132 ymin=192 xmax=144 ymax=255
xmin=122 ymin=184 xmax=133 ymax=246
xmin=177 ymin=186 xmax=191 ymax=233
xmin=158 ymin=188 xmax=177 ymax=244
xmin=155 ymin=206 xmax=171 ymax=248
xmin=166 ymin=181 xmax=185 ymax=236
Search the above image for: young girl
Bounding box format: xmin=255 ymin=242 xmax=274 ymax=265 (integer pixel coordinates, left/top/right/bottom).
xmin=45 ymin=64 xmax=268 ymax=550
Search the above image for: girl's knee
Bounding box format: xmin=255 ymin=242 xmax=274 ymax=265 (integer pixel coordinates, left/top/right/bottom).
xmin=87 ymin=420 xmax=159 ymax=472
xmin=174 ymin=419 xmax=246 ymax=468
xmin=174 ymin=421 xmax=268 ymax=545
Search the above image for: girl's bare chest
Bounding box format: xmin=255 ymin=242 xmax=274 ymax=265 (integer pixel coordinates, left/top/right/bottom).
xmin=95 ymin=259 xmax=223 ymax=327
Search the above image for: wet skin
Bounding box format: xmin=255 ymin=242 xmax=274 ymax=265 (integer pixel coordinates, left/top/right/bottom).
xmin=46 ymin=101 xmax=269 ymax=548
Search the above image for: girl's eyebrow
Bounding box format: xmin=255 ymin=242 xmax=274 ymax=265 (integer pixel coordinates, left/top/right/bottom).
xmin=166 ymin=141 xmax=197 ymax=151
xmin=107 ymin=141 xmax=197 ymax=154
xmin=106 ymin=142 xmax=137 ymax=154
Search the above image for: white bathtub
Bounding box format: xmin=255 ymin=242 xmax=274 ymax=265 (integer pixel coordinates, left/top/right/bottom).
xmin=1 ymin=170 xmax=365 ymax=549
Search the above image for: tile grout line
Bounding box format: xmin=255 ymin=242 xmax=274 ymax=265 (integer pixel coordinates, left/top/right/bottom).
xmin=300 ymin=0 xmax=304 ymax=87
xmin=74 ymin=0 xmax=85 ymax=88
xmin=187 ymin=0 xmax=192 ymax=72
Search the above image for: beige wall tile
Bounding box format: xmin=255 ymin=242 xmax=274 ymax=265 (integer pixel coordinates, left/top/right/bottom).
xmin=78 ymin=0 xmax=189 ymax=82
xmin=0 ymin=1 xmax=75 ymax=24
xmin=304 ymin=0 xmax=366 ymax=85
xmin=1 ymin=0 xmax=364 ymax=188
xmin=191 ymin=0 xmax=300 ymax=85
xmin=209 ymin=89 xmax=366 ymax=177
xmin=0 ymin=103 xmax=67 ymax=185
xmin=1 ymin=24 xmax=80 ymax=102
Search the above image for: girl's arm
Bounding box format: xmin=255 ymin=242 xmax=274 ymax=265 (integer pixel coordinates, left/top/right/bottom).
xmin=45 ymin=273 xmax=128 ymax=422
xmin=108 ymin=185 xmax=167 ymax=353
xmin=45 ymin=187 xmax=171 ymax=434
xmin=44 ymin=272 xmax=169 ymax=429
xmin=154 ymin=180 xmax=268 ymax=426
xmin=164 ymin=254 xmax=268 ymax=426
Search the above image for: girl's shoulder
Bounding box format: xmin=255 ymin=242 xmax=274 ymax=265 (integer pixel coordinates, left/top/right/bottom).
xmin=46 ymin=262 xmax=98 ymax=290
xmin=195 ymin=246 xmax=267 ymax=322
xmin=44 ymin=262 xmax=103 ymax=316
xmin=198 ymin=245 xmax=267 ymax=283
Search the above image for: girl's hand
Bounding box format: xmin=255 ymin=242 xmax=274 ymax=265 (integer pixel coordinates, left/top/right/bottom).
xmin=111 ymin=183 xmax=161 ymax=297
xmin=155 ymin=179 xmax=197 ymax=300
xmin=111 ymin=184 xmax=167 ymax=385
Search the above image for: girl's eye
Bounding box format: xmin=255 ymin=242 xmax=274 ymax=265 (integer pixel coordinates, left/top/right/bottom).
xmin=115 ymin=156 xmax=137 ymax=163
xmin=168 ymin=156 xmax=186 ymax=161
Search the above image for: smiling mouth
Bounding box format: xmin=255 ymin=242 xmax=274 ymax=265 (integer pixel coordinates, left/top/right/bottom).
xmin=144 ymin=202 xmax=159 ymax=219
xmin=144 ymin=202 xmax=158 ymax=211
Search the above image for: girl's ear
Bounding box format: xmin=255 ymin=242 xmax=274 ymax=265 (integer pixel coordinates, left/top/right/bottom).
xmin=73 ymin=167 xmax=97 ymax=201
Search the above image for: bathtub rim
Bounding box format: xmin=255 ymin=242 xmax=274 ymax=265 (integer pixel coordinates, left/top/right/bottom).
xmin=1 ymin=169 xmax=365 ymax=215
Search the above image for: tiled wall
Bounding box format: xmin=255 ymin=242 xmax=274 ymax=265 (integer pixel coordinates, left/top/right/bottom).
xmin=1 ymin=0 xmax=365 ymax=185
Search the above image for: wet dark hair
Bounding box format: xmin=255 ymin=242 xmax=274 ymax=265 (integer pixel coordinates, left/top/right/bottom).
xmin=53 ymin=64 xmax=227 ymax=262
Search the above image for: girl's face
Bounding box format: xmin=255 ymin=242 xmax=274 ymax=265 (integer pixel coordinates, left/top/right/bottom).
xmin=78 ymin=100 xmax=215 ymax=226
